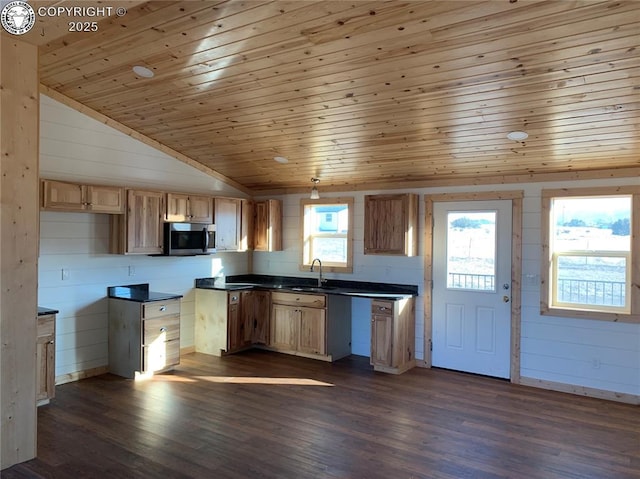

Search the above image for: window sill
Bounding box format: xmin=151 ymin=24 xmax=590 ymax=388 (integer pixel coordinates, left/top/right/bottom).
xmin=541 ymin=306 xmax=639 ymax=323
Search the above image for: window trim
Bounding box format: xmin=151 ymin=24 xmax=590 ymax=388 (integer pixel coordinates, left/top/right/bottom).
xmin=300 ymin=197 xmax=354 ymax=273
xmin=541 ymin=186 xmax=640 ymax=323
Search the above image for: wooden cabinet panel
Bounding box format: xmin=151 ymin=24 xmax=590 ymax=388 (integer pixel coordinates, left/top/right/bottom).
xmin=252 ymin=290 xmax=271 ymax=344
xmin=42 ymin=180 xmax=124 ymax=214
xmin=143 ymin=316 xmax=180 ymax=344
xmin=371 ymin=309 xmax=393 ymax=367
xmin=166 ymin=193 xmax=213 ymax=223
xmin=36 ymin=314 xmax=56 ymax=405
xmin=126 ymin=190 xmax=164 ymax=254
xmin=215 ymin=197 xmax=241 ymax=251
xmin=271 ymin=292 xmax=326 ymax=308
xmin=270 ymin=303 xmax=298 ymax=351
xmin=143 ymin=300 xmax=181 ymax=319
xmin=364 ymin=194 xmax=418 ymax=256
xmin=298 ymin=307 xmax=326 ymax=355
xmin=254 ymin=199 xmax=282 ymax=251
xmin=240 ymin=199 xmax=254 ymax=251
xmin=86 ymin=185 xmax=125 ymax=213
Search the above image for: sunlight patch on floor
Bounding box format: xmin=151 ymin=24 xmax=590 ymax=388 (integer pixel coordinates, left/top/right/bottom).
xmin=196 ymin=376 xmax=335 ymax=386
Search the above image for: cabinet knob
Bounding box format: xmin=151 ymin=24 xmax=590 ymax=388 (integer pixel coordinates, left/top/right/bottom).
xmin=160 ymin=327 xmax=167 ymax=332
xmin=48 ymin=340 xmax=54 ymax=344
xmin=159 ymin=306 xmax=166 ymax=312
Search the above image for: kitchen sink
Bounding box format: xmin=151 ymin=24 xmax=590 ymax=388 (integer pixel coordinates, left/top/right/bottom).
xmin=290 ymin=286 xmax=337 ymax=293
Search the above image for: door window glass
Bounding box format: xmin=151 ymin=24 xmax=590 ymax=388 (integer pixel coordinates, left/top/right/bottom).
xmin=446 ymin=211 xmax=497 ymax=291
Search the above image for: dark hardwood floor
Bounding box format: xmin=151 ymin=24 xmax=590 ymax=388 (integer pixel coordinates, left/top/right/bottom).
xmin=4 ymin=350 xmax=639 ymax=478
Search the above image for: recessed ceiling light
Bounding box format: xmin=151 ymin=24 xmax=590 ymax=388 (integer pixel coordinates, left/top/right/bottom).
xmin=132 ymin=65 xmax=154 ymax=78
xmin=274 ymin=156 xmax=289 ymax=164
xmin=507 ymin=130 xmax=528 ymax=141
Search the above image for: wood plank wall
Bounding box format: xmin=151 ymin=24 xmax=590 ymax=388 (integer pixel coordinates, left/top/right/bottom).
xmin=0 ymin=38 xmax=40 ymax=469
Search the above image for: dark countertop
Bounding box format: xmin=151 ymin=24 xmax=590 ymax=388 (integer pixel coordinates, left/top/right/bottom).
xmin=108 ymin=283 xmax=183 ymax=303
xmin=38 ymin=306 xmax=59 ymax=316
xmin=195 ymin=274 xmax=418 ymax=300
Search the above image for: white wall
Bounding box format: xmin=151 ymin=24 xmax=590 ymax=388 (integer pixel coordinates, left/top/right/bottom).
xmin=253 ymin=179 xmax=640 ymax=398
xmin=39 ymin=95 xmax=249 ymax=379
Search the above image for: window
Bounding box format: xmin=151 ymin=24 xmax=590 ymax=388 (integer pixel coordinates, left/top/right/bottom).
xmin=541 ymin=187 xmax=639 ymax=321
xmin=301 ymin=198 xmax=353 ymax=273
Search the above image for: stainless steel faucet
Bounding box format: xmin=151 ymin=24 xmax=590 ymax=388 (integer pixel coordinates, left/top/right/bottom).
xmin=310 ymin=258 xmax=325 ymax=287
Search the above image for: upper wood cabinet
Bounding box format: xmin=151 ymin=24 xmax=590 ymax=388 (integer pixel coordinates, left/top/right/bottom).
xmin=111 ymin=190 xmax=165 ymax=255
xmin=215 ymin=197 xmax=242 ymax=251
xmin=254 ymin=199 xmax=283 ymax=252
xmin=364 ymin=193 xmax=418 ymax=256
xmin=41 ymin=179 xmax=124 ymax=214
xmin=165 ymin=193 xmax=213 ymax=223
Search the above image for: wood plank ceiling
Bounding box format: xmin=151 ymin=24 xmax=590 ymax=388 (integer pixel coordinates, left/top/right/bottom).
xmin=30 ymin=1 xmax=640 ymax=193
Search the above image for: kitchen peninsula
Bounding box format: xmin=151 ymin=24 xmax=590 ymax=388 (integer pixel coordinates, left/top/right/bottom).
xmin=195 ymin=275 xmax=418 ymax=374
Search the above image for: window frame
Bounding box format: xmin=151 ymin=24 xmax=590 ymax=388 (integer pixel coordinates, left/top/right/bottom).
xmin=300 ymin=197 xmax=354 ymax=273
xmin=541 ymin=186 xmax=640 ymax=322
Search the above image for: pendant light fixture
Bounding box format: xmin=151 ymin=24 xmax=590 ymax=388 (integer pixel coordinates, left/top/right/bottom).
xmin=310 ymin=178 xmax=320 ymax=199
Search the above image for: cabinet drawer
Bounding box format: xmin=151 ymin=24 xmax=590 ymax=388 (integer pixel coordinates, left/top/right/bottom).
xmin=37 ymin=314 xmax=55 ymax=336
xmin=143 ymin=338 xmax=180 ymax=372
xmin=271 ymin=292 xmax=326 ymax=308
xmin=142 ymin=300 xmax=180 ymax=319
xmin=372 ymin=300 xmax=393 ymax=315
xmin=143 ymin=316 xmax=180 ymax=345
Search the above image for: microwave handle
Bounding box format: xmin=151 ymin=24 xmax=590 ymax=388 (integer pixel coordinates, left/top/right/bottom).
xmin=202 ymin=227 xmax=209 ymax=252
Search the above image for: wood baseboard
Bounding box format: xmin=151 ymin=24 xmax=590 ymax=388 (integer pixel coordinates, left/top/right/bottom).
xmin=55 ymin=366 xmax=109 ymax=386
xmin=180 ymin=345 xmax=196 ymax=355
xmin=519 ymin=376 xmax=640 ymax=405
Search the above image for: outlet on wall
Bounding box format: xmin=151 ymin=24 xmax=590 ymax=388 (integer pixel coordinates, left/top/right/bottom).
xmin=61 ymin=268 xmax=69 ymax=281
xmin=128 ymin=265 xmax=136 ymax=276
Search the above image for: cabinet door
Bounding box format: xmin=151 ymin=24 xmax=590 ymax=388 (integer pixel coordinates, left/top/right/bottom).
xmin=127 ymin=190 xmax=164 ymax=254
xmin=364 ymin=194 xmax=418 ymax=256
xmin=86 ymin=185 xmax=125 ymax=213
xmin=240 ymin=199 xmax=254 ymax=251
xmin=165 ymin=193 xmax=190 ymax=222
xmin=215 ymin=198 xmax=241 ymax=251
xmin=188 ymin=195 xmax=214 ymax=223
xmin=298 ymin=307 xmax=326 ymax=355
xmin=252 ymin=290 xmax=270 ymax=344
xmin=41 ymin=180 xmax=85 ymax=211
xmin=36 ymin=314 xmax=56 ymax=403
xmin=254 ymin=200 xmax=282 ymax=251
xmin=371 ymin=312 xmax=393 ymax=367
xmin=270 ymin=304 xmax=298 ymax=350
xmin=227 ymin=301 xmax=242 ymax=352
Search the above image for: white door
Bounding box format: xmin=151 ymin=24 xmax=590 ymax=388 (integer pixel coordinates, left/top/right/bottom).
xmin=432 ymin=200 xmax=512 ymax=379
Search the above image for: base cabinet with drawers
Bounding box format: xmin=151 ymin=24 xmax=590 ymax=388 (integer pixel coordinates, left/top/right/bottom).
xmin=109 ymin=298 xmax=181 ymax=378
xmin=370 ymin=297 xmax=415 ymax=374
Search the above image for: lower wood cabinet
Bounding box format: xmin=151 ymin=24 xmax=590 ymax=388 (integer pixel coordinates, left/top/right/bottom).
xmin=370 ymin=297 xmax=415 ymax=374
xmin=109 ymin=298 xmax=181 ymax=378
xmin=268 ymin=292 xmax=351 ymax=361
xmin=36 ymin=313 xmax=56 ymax=405
xmin=196 ymin=289 xmax=271 ymax=356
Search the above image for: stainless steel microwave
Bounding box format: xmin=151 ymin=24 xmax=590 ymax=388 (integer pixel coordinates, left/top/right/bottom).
xmin=163 ymin=223 xmax=216 ymax=256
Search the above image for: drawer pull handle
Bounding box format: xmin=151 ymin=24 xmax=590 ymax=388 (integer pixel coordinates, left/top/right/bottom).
xmin=160 ymin=327 xmax=167 ymax=332
xmin=49 ymin=340 xmax=55 ymax=344
xmin=159 ymin=306 xmax=166 ymax=312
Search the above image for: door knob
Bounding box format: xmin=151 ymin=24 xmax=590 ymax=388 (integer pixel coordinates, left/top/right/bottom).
xmin=503 ymin=296 xmax=510 ymax=303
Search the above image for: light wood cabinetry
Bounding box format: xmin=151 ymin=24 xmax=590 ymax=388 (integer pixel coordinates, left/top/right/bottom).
xmin=215 ymin=197 xmax=242 ymax=251
xmin=269 ymin=292 xmax=327 ymax=357
xmin=165 ymin=193 xmax=213 ymax=223
xmin=108 ymin=298 xmax=181 ymax=378
xmin=41 ymin=179 xmax=124 ymax=214
xmin=111 ymin=189 xmax=165 ymax=254
xmin=196 ymin=289 xmax=271 ymax=355
xmin=370 ymin=297 xmax=416 ymax=374
xmin=254 ymin=199 xmax=283 ymax=251
xmin=240 ymin=199 xmax=254 ymax=251
xmin=36 ymin=313 xmax=56 ymax=406
xmin=364 ymin=193 xmax=418 ymax=256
